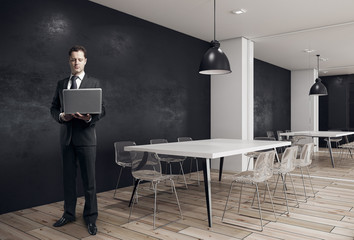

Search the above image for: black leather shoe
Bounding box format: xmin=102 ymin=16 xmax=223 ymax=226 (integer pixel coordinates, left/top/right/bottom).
xmin=87 ymin=223 xmax=97 ymax=235
xmin=53 ymin=217 xmax=74 ymax=227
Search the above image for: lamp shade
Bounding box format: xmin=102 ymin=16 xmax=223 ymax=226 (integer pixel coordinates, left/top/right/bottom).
xmin=309 ymin=77 xmax=328 ymax=96
xmin=199 ymin=40 xmax=231 ymax=75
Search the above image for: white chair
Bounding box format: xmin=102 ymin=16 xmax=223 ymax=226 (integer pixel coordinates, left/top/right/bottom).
xmin=245 ymin=137 xmax=276 ymax=170
xmin=273 ymin=146 xmax=299 ymax=215
xmin=324 ymin=137 xmax=342 ymax=157
xmin=266 ymin=131 xmax=276 ymax=139
xmin=294 ymin=143 xmax=315 ymax=200
xmin=177 ymin=137 xmax=200 ymax=185
xmin=128 ymin=151 xmax=183 ymax=229
xmin=222 ymin=150 xmax=277 ymax=231
xmin=150 ymin=139 xmax=188 ymax=189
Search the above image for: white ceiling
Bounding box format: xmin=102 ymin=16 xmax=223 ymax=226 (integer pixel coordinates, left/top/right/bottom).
xmin=90 ymin=0 xmax=354 ymax=77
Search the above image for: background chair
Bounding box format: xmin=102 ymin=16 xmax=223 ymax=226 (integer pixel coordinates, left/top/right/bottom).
xmin=266 ymin=131 xmax=276 ymax=139
xmin=245 ymin=137 xmax=277 ymax=170
xmin=128 ymin=151 xmax=183 ymax=229
xmin=324 ymin=137 xmax=342 ymax=156
xmin=113 ymin=141 xmax=136 ymax=199
xmin=150 ymin=139 xmax=188 ymax=189
xmin=222 ymin=150 xmax=277 ymax=231
xmin=177 ymin=137 xmax=200 ymax=185
xmin=294 ymin=142 xmax=315 ymax=200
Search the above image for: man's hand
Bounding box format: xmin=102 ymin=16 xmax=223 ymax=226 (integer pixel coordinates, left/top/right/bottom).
xmin=61 ymin=113 xmax=74 ymax=122
xmin=73 ymin=112 xmax=92 ymax=122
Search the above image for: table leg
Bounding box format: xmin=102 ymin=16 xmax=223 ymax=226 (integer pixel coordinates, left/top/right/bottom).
xmin=326 ymin=137 xmax=335 ymax=168
xmin=129 ymin=179 xmax=139 ymax=207
xmin=218 ymin=157 xmax=224 ymax=181
xmin=274 ymin=147 xmax=280 ymax=162
xmin=203 ymin=158 xmax=212 ymax=227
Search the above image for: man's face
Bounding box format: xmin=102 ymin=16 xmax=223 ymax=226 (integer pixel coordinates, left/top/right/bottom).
xmin=69 ymin=50 xmax=87 ymax=75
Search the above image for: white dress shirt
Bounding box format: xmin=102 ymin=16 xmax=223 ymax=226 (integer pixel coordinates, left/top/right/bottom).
xmin=67 ymin=72 xmax=85 ymax=89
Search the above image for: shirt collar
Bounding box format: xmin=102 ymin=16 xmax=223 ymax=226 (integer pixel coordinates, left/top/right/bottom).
xmin=70 ymin=71 xmax=85 ymax=81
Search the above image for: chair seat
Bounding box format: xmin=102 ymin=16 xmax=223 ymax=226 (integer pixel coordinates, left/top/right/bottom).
xmin=293 ymin=158 xmax=311 ymax=167
xmin=232 ymin=170 xmax=272 ymax=184
xmin=117 ymin=162 xmax=132 ymax=168
xmin=133 ymin=170 xmax=175 ymax=182
xmin=324 ymin=137 xmax=342 ymax=142
xmin=273 ymin=162 xmax=295 ymax=174
xmin=244 ymin=151 xmax=260 ymax=158
xmin=158 ymin=155 xmax=185 ymax=162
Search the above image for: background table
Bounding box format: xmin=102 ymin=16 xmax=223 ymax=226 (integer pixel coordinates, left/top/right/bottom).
xmin=280 ymin=131 xmax=354 ymax=168
xmin=125 ymin=138 xmax=291 ymax=227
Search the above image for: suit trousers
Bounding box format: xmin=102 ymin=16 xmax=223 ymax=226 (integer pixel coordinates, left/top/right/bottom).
xmin=61 ymin=144 xmax=98 ymax=224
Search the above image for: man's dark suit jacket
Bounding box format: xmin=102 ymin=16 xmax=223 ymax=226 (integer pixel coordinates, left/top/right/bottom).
xmin=50 ymin=75 xmax=106 ymax=146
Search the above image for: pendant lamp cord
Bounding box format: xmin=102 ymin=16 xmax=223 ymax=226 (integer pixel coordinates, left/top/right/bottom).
xmin=214 ymin=0 xmax=216 ymax=41
xmin=317 ymin=54 xmax=320 ymax=72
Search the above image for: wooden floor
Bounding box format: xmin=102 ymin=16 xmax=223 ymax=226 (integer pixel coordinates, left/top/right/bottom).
xmin=2 ymin=148 xmax=354 ymax=240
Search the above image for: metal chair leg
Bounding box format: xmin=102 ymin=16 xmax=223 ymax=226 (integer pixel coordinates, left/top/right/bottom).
xmin=288 ymin=173 xmax=299 ymax=208
xmin=171 ymin=179 xmax=183 ymax=219
xmin=306 ymin=166 xmax=316 ymax=197
xmin=153 ymin=182 xmax=158 ymax=229
xmin=222 ymin=181 xmax=235 ymax=221
xmin=195 ymin=158 xmax=200 ymax=185
xmin=281 ymin=173 xmax=290 ymax=215
xmin=179 ymin=162 xmax=188 ymax=189
xmin=255 ymin=183 xmax=264 ymax=231
xmin=266 ymin=181 xmax=277 ymax=221
xmin=113 ymin=166 xmax=123 ymax=198
xmin=299 ymin=167 xmax=308 ymax=200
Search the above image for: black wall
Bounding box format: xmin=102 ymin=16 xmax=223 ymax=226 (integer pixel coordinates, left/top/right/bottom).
xmin=254 ymin=59 xmax=291 ymax=137
xmin=0 ymin=0 xmax=210 ymax=214
xmin=320 ymin=74 xmax=354 ymax=133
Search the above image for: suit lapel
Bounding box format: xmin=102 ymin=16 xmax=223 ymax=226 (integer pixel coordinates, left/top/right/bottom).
xmin=79 ymin=74 xmax=91 ymax=89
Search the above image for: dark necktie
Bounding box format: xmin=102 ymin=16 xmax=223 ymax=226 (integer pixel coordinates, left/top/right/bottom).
xmin=71 ymin=76 xmax=79 ymax=89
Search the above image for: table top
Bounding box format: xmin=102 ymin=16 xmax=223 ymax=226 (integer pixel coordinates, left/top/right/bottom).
xmin=124 ymin=138 xmax=291 ymax=159
xmin=280 ymin=131 xmax=354 ymax=138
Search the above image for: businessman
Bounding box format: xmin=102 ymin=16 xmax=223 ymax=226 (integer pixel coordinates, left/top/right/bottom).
xmin=50 ymin=45 xmax=105 ymax=235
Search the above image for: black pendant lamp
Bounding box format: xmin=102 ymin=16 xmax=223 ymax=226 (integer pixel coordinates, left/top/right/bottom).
xmin=199 ymin=0 xmax=231 ymax=75
xmin=309 ymin=54 xmax=328 ymax=96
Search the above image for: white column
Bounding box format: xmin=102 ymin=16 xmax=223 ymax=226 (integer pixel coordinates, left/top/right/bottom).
xmin=210 ymin=37 xmax=254 ymax=172
xmin=291 ymin=69 xmax=319 ymax=149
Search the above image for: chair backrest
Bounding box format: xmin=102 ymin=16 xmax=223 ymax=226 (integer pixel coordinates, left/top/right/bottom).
xmin=114 ymin=141 xmax=136 ymax=167
xmin=299 ymin=143 xmax=314 ymax=165
xmin=150 ymin=139 xmax=167 ymax=144
xmin=276 ymin=130 xmax=284 ymax=141
xmin=150 ymin=138 xmax=185 ymax=160
xmin=130 ymin=151 xmax=162 ymax=180
xmin=177 ymin=137 xmax=192 ymax=142
xmin=284 ymin=130 xmax=291 ymax=140
xmin=266 ymin=131 xmax=275 ymax=138
xmin=253 ymin=150 xmax=276 ymax=182
xmin=279 ymin=146 xmax=298 ymax=172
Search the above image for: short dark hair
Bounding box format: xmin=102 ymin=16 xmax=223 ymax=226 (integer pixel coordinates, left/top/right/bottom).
xmin=68 ymin=45 xmax=87 ymax=58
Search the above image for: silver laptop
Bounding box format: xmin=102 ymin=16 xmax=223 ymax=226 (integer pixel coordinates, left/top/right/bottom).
xmin=63 ymin=88 xmax=102 ymax=114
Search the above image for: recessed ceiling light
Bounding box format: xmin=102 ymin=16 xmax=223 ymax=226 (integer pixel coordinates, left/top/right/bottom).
xmin=303 ymin=49 xmax=316 ymax=53
xmin=231 ymin=9 xmax=247 ymax=15
xmin=319 ymin=57 xmax=329 ymax=62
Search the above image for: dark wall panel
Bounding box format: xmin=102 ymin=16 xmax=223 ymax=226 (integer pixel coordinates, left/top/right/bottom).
xmin=254 ymin=59 xmax=291 ymax=137
xmin=320 ymin=74 xmax=354 ymax=133
xmin=0 ymin=0 xmax=210 ymax=214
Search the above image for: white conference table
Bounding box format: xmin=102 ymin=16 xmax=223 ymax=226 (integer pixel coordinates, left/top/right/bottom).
xmin=125 ymin=138 xmax=291 ymax=227
xmin=280 ymin=131 xmax=354 ymax=168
